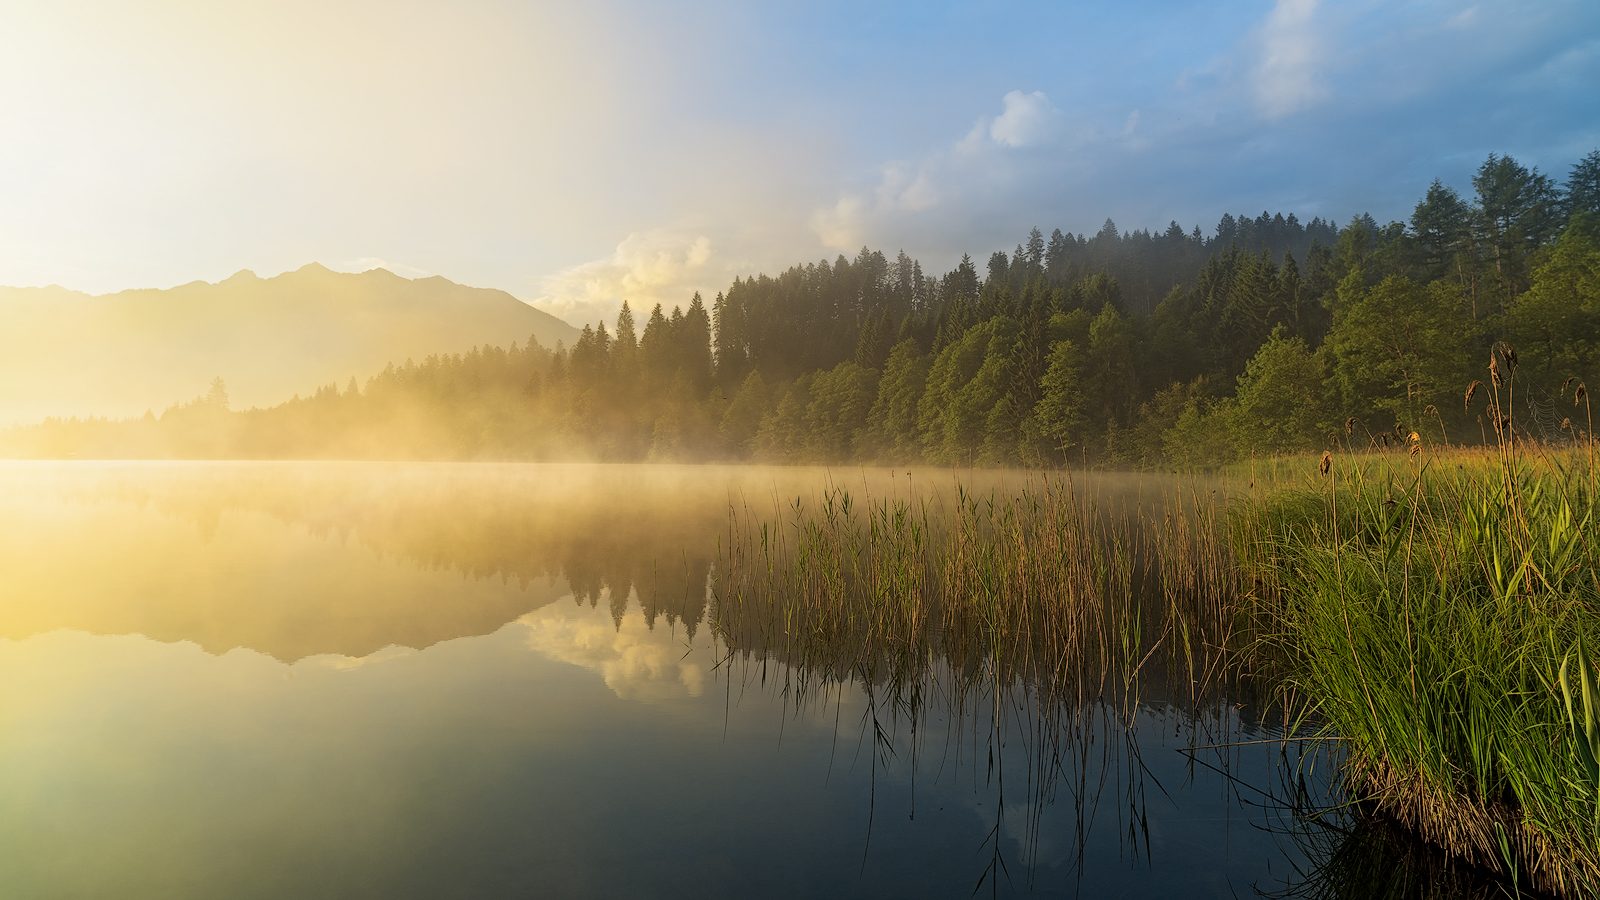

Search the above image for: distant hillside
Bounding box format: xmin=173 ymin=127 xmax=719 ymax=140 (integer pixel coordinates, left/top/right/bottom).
xmin=0 ymin=264 xmax=580 ymax=424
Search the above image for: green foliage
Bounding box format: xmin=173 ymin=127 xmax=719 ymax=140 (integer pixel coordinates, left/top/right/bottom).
xmin=1557 ymin=636 xmax=1600 ymax=842
xmin=803 ymin=362 xmax=879 ymax=462
xmin=1505 ymin=215 xmax=1600 ymax=387
xmin=718 ymin=370 xmax=769 ymax=458
xmin=1032 ymin=339 xmax=1086 ymax=457
xmin=1232 ymin=329 xmax=1330 ymax=456
xmin=1571 ymin=151 xmax=1600 ymax=220
xmin=1326 ymin=273 xmax=1480 ymax=432
xmin=864 ymin=339 xmax=930 ymax=463
xmin=753 ymin=375 xmax=813 ymax=464
xmin=917 ymin=318 xmax=1021 ymax=465
xmin=1162 ymin=395 xmax=1236 ymax=468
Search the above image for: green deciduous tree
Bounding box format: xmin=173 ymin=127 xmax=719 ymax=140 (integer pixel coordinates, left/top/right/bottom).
xmin=1231 ymin=329 xmax=1330 ymax=456
xmin=1326 ymin=272 xmax=1480 ymax=434
xmin=1505 ymin=213 xmax=1600 ymax=388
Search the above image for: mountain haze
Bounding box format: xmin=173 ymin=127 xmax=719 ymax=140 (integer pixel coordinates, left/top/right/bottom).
xmin=0 ymin=264 xmax=580 ymax=424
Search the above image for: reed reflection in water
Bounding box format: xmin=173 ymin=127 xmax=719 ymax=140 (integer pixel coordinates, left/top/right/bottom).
xmin=0 ymin=461 xmax=1511 ymax=898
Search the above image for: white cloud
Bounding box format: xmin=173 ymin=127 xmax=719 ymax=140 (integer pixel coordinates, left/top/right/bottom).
xmin=810 ymin=195 xmax=865 ymax=251
xmin=988 ymin=90 xmax=1064 ymax=147
xmin=811 ymin=90 xmax=1075 ymax=252
xmin=1253 ymin=0 xmax=1327 ymax=118
xmin=532 ymin=230 xmax=716 ymax=329
xmin=875 ymin=163 xmax=939 ymax=212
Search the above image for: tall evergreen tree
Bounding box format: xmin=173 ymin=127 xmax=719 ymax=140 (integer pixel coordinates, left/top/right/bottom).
xmin=1568 ymin=150 xmax=1600 ymax=219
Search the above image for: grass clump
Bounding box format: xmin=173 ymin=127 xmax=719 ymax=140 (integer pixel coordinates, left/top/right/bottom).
xmin=1235 ymin=440 xmax=1600 ymax=896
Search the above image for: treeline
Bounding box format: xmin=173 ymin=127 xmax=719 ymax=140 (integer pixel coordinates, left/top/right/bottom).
xmin=7 ymin=150 xmax=1598 ymax=467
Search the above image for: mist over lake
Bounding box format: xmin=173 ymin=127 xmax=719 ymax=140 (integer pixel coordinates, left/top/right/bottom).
xmin=0 ymin=461 xmax=1341 ymax=899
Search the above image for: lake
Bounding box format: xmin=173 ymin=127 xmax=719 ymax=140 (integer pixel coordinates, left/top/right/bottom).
xmin=0 ymin=461 xmax=1441 ymax=898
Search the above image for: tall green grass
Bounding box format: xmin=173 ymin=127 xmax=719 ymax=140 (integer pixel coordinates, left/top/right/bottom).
xmin=1235 ymin=441 xmax=1600 ymax=896
xmin=713 ymin=474 xmax=1243 ymax=714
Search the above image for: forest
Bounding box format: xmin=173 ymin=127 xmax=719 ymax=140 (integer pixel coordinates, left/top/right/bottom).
xmin=7 ymin=150 xmax=1599 ymax=468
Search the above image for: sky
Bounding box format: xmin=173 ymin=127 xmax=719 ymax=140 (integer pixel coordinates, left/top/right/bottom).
xmin=1 ymin=0 xmax=1596 ymax=328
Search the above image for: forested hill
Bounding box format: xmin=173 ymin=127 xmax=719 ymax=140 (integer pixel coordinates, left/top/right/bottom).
xmin=710 ymin=212 xmax=1340 ymax=384
xmin=7 ymin=150 xmax=1598 ymax=466
xmin=0 ymin=263 xmax=579 ymax=425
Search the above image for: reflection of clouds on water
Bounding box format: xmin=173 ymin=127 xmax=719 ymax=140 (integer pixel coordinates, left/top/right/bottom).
xmin=305 ymin=645 xmax=417 ymax=671
xmin=519 ymin=593 xmax=709 ymax=701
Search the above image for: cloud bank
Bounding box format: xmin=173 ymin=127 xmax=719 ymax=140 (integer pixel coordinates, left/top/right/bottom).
xmin=1 ymin=0 xmax=1595 ymax=321
xmin=533 ymin=230 xmax=717 ymax=329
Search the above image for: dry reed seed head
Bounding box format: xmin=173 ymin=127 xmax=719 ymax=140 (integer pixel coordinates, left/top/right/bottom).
xmin=1465 ymin=381 xmax=1481 ymax=409
xmin=1410 ymin=442 xmax=1421 ymax=457
xmin=1320 ymin=450 xmax=1332 ymax=476
xmin=1578 ymin=383 xmax=1589 ymax=405
xmin=1345 ymin=416 xmax=1358 ymax=435
xmin=1564 ymin=376 xmax=1578 ymax=396
xmin=1489 ymin=356 xmax=1504 ymax=388
xmin=1563 ymin=418 xmax=1573 ymax=431
xmin=1409 ymin=431 xmax=1421 ymax=444
xmin=1503 ymin=345 xmax=1518 ymax=375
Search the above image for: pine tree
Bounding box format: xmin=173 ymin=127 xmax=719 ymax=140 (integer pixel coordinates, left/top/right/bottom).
xmin=681 ymin=293 xmax=714 ymax=395
xmin=1025 ymin=227 xmax=1046 ymax=271
xmin=1410 ymin=180 xmax=1470 ymax=280
xmin=1568 ymin=149 xmax=1600 ymax=219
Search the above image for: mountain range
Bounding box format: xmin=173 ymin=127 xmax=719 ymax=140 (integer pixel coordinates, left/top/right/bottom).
xmin=0 ymin=263 xmax=579 ymax=425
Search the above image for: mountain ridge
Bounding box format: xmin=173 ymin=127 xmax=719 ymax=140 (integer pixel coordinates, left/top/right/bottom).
xmin=0 ymin=264 xmax=581 ymax=425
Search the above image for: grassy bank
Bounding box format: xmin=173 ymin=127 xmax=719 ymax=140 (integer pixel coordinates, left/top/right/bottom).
xmin=1235 ymin=438 xmax=1600 ymax=896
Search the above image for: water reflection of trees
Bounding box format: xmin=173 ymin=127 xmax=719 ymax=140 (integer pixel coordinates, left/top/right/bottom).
xmin=6 ymin=462 xmax=739 ymax=658
xmin=13 ymin=464 xmax=1097 ymax=660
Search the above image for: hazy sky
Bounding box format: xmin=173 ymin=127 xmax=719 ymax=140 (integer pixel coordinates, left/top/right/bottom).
xmin=2 ymin=0 xmax=1596 ymax=327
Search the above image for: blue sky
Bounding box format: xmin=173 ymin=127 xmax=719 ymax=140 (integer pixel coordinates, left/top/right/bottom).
xmin=1 ymin=0 xmax=1595 ymax=326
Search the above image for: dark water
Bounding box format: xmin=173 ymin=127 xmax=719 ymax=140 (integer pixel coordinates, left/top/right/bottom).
xmin=0 ymin=462 xmax=1480 ymax=899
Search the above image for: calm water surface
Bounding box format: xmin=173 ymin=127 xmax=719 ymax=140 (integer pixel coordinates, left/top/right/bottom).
xmin=0 ymin=462 xmax=1345 ymax=899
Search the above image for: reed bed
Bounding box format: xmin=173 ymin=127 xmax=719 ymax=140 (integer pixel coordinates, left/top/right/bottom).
xmin=711 ymin=473 xmax=1259 ymax=887
xmin=713 ymin=474 xmax=1244 ymax=717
